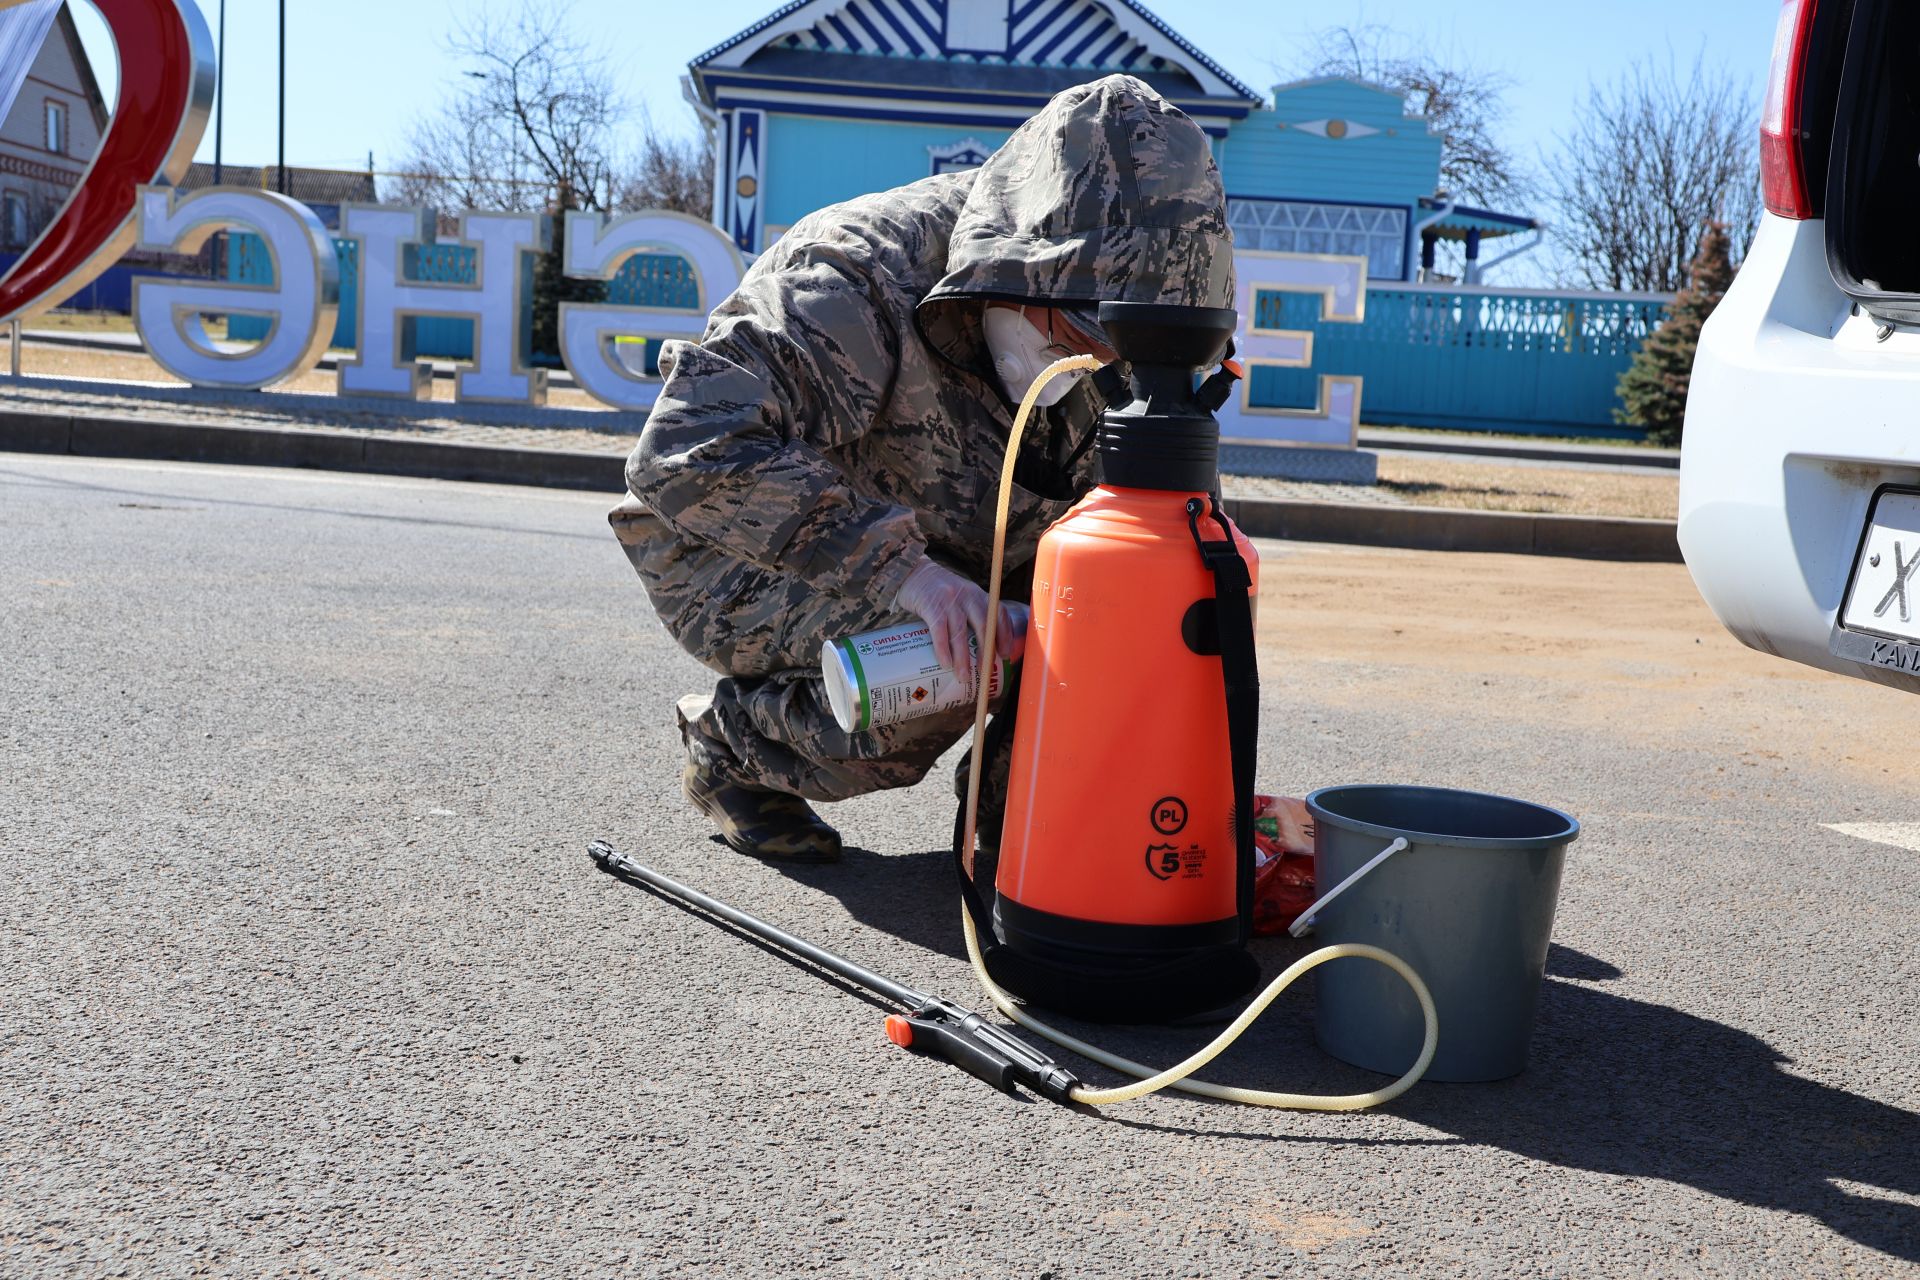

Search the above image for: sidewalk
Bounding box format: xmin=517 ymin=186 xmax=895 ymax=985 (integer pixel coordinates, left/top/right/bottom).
xmin=0 ymin=374 xmax=1680 ymax=562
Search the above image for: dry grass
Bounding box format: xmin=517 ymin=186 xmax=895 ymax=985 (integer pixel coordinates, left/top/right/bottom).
xmin=1376 ymin=455 xmax=1678 ymax=520
xmin=1256 ymin=541 xmax=1920 ymax=795
xmin=26 ymin=310 xmax=137 ymax=334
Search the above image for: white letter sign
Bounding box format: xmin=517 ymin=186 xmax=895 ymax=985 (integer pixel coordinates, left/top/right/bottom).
xmin=338 ymin=206 xmax=549 ymax=404
xmin=1216 ymin=249 xmax=1368 ymax=449
xmin=132 ymin=184 xmax=336 ymax=390
xmin=117 ymin=192 xmax=1377 ymax=463
xmin=558 ymin=209 xmax=744 ymax=411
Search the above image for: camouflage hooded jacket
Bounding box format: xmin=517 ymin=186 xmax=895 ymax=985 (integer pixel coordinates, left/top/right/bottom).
xmin=618 ymin=74 xmax=1234 ymax=605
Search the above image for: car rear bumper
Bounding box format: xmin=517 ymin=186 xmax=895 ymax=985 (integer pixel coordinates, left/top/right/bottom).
xmin=1680 ymin=211 xmax=1920 ymax=691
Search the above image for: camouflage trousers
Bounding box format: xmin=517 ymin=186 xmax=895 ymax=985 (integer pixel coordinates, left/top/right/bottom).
xmin=612 ymin=498 xmax=990 ymax=804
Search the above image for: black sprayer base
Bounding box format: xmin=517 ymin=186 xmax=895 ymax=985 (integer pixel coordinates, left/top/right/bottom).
xmin=989 ymin=893 xmax=1259 ymax=1025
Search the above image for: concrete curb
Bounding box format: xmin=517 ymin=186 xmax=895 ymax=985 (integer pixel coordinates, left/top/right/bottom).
xmin=2 ymin=409 xmax=1681 ymax=562
xmin=2 ymin=409 xmax=625 ymax=492
xmin=1219 ymin=494 xmax=1680 ymax=562
xmin=1359 ymin=429 xmax=1679 ymax=470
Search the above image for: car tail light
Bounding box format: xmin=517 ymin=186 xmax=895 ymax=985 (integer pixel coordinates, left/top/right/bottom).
xmin=1761 ymin=0 xmax=1819 ymax=218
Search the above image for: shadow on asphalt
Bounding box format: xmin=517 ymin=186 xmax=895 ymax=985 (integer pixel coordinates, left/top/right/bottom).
xmin=1542 ymin=944 xmax=1622 ymax=982
xmin=1402 ymin=979 xmax=1920 ymax=1263
xmin=796 ymin=847 xmax=1919 ymax=1260
xmin=785 ymin=845 xmax=970 ymax=961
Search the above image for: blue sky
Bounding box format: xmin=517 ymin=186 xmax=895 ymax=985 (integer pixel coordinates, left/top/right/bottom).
xmin=77 ymin=0 xmax=1777 ymax=214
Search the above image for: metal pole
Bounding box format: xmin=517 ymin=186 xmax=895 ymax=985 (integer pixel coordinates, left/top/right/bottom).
xmin=212 ymin=0 xmax=224 ymax=184
xmin=587 ymin=842 xmax=929 ymax=1009
xmin=276 ymin=0 xmax=286 ymax=195
xmin=9 ymin=319 xmax=19 ymax=378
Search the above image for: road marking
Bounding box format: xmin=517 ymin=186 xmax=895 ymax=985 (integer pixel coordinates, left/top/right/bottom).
xmin=1824 ymin=822 xmax=1920 ymax=852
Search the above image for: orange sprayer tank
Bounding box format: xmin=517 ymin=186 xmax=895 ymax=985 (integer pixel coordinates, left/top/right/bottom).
xmin=995 ymin=489 xmax=1257 ymax=949
xmin=985 ymin=301 xmax=1260 ymax=1013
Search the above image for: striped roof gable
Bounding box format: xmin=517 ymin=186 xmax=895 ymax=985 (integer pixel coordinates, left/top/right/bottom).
xmin=693 ymin=0 xmax=1259 ymax=102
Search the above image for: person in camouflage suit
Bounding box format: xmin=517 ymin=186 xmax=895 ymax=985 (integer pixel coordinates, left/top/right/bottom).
xmin=609 ymin=74 xmax=1234 ymax=861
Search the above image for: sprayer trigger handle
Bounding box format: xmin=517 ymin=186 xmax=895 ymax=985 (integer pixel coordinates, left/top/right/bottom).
xmin=896 ymin=1014 xmax=1020 ymax=1093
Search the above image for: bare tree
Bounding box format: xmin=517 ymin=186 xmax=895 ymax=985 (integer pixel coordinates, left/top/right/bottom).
xmin=391 ymin=2 xmax=620 ymax=212
xmin=383 ymin=2 xmax=719 ymax=354
xmin=390 ymin=2 xmax=714 ymax=221
xmin=615 ymin=110 xmax=714 ymax=217
xmin=1547 ymin=54 xmax=1760 ymax=292
xmin=1297 ymin=23 xmax=1525 ymax=208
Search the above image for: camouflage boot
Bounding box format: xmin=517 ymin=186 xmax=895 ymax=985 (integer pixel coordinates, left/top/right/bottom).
xmin=683 ymin=760 xmax=843 ymax=863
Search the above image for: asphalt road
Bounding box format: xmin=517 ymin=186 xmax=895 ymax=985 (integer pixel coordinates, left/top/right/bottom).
xmin=3 ymin=454 xmax=1916 ymax=1278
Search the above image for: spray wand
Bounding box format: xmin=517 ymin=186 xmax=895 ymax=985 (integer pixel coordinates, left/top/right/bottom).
xmin=587 ymin=840 xmax=1085 ymax=1106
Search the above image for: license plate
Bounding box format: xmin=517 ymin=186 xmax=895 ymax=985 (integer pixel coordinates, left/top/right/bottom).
xmin=1841 ymin=487 xmax=1920 ymax=639
xmin=1833 ymin=486 xmax=1920 ymax=674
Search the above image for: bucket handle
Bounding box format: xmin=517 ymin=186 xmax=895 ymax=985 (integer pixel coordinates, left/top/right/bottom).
xmin=1287 ymin=837 xmax=1410 ymax=938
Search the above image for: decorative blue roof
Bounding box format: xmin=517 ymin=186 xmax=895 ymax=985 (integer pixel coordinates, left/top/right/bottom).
xmin=1107 ymin=0 xmax=1258 ymax=102
xmin=1419 ymin=196 xmax=1539 ymax=238
xmin=692 ymin=0 xmax=1260 ymax=104
xmin=691 ymin=0 xmax=814 ymax=68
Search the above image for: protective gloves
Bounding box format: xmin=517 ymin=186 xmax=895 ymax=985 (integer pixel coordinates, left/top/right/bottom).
xmin=893 ymin=558 xmax=1029 ymax=683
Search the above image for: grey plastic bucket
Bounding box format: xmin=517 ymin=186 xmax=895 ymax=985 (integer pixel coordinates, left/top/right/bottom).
xmin=1304 ymin=785 xmax=1579 ymax=1083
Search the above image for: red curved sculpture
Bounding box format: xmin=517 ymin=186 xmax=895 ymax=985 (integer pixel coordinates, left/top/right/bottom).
xmin=0 ymin=0 xmax=213 ymax=323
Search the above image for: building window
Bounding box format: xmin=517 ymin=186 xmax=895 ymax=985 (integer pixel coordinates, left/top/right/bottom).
xmin=928 ymin=137 xmax=992 ymax=176
xmin=1228 ymin=198 xmax=1408 ymax=281
xmin=44 ymin=100 xmax=66 ymax=155
xmin=3 ymin=191 xmax=26 ymax=248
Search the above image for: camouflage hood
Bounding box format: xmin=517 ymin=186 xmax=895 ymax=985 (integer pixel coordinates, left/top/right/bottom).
xmin=918 ymin=74 xmax=1234 ymax=367
xmin=615 ymin=76 xmax=1237 ymax=666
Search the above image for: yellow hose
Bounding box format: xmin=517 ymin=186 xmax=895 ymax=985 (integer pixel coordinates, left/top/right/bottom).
xmin=958 ymin=354 xmax=1439 ymax=1110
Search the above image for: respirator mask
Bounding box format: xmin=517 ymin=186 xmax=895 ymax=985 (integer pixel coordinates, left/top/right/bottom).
xmin=984 ymin=305 xmax=1085 ymax=408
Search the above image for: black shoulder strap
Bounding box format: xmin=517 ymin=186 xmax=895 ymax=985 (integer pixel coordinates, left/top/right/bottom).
xmin=954 ymin=671 xmax=1020 ymax=941
xmin=1185 ymin=498 xmax=1259 ymax=945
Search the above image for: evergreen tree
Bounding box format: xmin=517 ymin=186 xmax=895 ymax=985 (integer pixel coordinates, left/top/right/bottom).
xmin=530 ymin=180 xmax=607 ymax=361
xmin=1614 ymin=221 xmax=1737 ymax=445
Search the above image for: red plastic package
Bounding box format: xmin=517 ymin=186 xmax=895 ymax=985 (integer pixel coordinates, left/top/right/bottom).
xmin=1251 ymin=794 xmax=1317 ymax=936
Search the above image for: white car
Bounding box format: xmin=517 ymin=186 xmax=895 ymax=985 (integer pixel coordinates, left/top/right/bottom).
xmin=1682 ymin=0 xmax=1920 ymax=692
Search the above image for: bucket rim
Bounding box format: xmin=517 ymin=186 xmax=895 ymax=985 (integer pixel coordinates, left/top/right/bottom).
xmin=1304 ymin=784 xmax=1579 ymax=851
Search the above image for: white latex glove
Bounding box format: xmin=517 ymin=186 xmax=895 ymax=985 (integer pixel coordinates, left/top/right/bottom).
xmin=894 ymin=559 xmax=1028 ymax=683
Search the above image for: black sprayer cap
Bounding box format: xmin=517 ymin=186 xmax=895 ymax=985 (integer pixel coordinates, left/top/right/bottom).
xmin=1095 ymin=302 xmax=1239 ymax=493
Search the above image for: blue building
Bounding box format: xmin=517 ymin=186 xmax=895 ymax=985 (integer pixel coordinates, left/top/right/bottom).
xmin=685 ymin=0 xmax=1540 ymax=282
xmin=226 ymin=0 xmax=1665 ymax=442
xmin=677 ymin=1 xmax=1672 ymax=441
